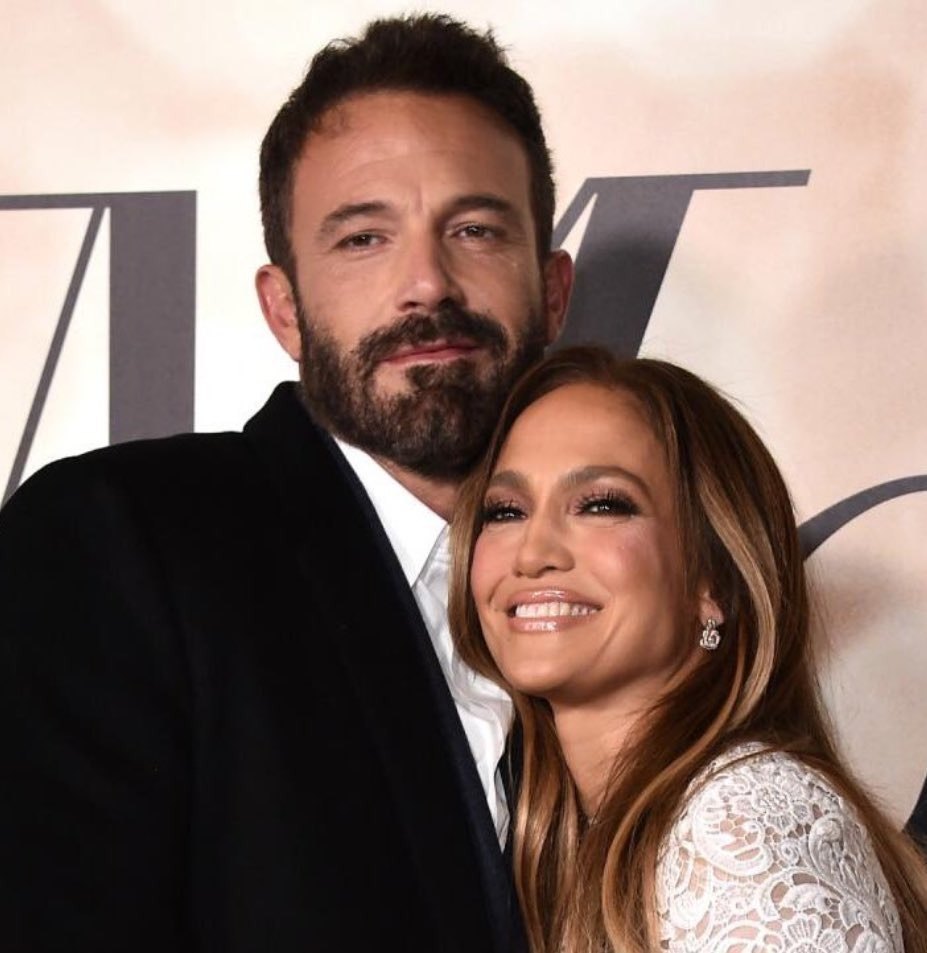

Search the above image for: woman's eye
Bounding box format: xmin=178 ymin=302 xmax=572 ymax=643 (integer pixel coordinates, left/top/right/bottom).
xmin=577 ymin=493 xmax=638 ymax=517
xmin=481 ymin=500 xmax=524 ymax=523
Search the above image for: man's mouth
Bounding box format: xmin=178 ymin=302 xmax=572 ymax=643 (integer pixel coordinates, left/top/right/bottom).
xmin=382 ymin=339 xmax=481 ymax=366
xmin=355 ymin=306 xmax=508 ymax=377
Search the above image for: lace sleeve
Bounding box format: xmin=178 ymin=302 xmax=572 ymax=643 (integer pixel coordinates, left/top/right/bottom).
xmin=656 ymin=745 xmax=903 ymax=952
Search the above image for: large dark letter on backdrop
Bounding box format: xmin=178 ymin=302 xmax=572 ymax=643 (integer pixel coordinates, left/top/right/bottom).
xmin=554 ymin=171 xmax=810 ymax=355
xmin=551 ymin=171 xmax=927 ymax=609
xmin=0 ymin=191 xmax=195 ymax=504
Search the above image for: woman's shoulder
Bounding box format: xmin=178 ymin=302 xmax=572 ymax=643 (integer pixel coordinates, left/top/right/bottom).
xmin=656 ymin=741 xmax=903 ymax=951
xmin=689 ymin=740 xmax=847 ymax=811
xmin=670 ymin=740 xmax=875 ymax=878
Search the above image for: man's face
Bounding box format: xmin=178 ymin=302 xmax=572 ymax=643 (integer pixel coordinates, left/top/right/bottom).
xmin=257 ymin=90 xmax=571 ymax=480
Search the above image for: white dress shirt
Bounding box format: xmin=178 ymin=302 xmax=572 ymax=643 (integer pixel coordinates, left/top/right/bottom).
xmin=334 ymin=437 xmax=513 ymax=846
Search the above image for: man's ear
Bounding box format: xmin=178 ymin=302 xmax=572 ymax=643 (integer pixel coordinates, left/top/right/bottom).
xmin=542 ymin=250 xmax=574 ymax=346
xmin=255 ymin=264 xmax=301 ymax=361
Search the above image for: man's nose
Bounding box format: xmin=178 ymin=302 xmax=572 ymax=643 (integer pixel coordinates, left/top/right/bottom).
xmin=395 ymin=231 xmax=464 ymax=313
xmin=513 ymin=514 xmax=573 ymax=578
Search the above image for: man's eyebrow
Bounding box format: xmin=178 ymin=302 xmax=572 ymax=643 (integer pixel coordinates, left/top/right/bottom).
xmin=317 ymin=194 xmax=520 ymax=242
xmin=317 ymin=200 xmax=391 ymax=240
xmin=445 ymin=193 xmax=518 ymax=219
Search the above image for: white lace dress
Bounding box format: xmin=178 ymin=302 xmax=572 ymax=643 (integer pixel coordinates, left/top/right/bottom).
xmin=655 ymin=742 xmax=903 ymax=951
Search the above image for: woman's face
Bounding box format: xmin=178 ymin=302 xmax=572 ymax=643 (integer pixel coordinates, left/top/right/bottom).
xmin=470 ymin=382 xmax=702 ymax=710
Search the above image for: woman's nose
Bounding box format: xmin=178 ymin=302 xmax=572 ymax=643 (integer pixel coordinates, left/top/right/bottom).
xmin=512 ymin=514 xmax=573 ymax=578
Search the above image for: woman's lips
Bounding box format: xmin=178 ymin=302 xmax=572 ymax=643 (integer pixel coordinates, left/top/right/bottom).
xmin=504 ymin=589 xmax=602 ymax=633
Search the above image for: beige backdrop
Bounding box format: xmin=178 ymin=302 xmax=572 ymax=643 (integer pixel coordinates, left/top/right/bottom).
xmin=2 ymin=0 xmax=926 ymax=825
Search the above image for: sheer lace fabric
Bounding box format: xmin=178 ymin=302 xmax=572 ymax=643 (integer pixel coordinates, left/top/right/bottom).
xmin=656 ymin=743 xmax=902 ymax=952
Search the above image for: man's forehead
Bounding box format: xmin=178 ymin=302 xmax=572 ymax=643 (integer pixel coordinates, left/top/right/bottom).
xmin=301 ymin=88 xmax=518 ymax=152
xmin=289 ymin=90 xmax=534 ymax=221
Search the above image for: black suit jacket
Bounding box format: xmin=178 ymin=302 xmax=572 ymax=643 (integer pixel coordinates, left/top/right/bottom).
xmin=0 ymin=384 xmax=522 ymax=952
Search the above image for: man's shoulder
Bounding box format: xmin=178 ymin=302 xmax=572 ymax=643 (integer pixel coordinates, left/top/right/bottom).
xmin=9 ymin=430 xmax=243 ymax=509
xmin=1 ymin=383 xmax=312 ymax=524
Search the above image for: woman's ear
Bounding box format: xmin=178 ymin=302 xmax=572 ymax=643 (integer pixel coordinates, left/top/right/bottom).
xmin=697 ymin=583 xmax=725 ymax=628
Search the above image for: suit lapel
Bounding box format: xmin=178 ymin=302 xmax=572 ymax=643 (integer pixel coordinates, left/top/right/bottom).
xmin=242 ymin=384 xmax=519 ymax=951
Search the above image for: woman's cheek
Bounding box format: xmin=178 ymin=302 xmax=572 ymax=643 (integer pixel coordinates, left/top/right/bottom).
xmin=471 ymin=531 xmax=511 ymax=620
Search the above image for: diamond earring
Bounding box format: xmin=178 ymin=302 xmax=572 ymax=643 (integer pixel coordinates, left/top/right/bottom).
xmin=699 ymin=617 xmax=721 ymax=651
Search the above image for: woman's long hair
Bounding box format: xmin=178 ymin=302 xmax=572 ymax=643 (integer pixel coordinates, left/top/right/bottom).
xmin=449 ymin=347 xmax=927 ymax=952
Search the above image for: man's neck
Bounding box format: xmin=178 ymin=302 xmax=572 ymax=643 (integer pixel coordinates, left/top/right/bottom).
xmin=372 ymin=455 xmax=459 ymax=521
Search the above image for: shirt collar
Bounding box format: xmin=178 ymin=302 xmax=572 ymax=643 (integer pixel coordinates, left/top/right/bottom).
xmin=333 ymin=437 xmax=446 ymax=587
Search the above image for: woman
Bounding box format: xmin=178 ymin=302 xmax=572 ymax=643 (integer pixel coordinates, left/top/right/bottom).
xmin=449 ymin=347 xmax=927 ymax=952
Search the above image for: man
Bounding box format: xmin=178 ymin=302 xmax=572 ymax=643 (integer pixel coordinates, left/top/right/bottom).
xmin=0 ymin=14 xmax=572 ymax=953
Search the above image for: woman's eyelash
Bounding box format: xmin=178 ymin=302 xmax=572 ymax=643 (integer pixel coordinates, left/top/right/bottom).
xmin=481 ymin=491 xmax=638 ymax=523
xmin=575 ymin=490 xmax=639 ymax=517
xmin=481 ymin=499 xmax=524 ymax=523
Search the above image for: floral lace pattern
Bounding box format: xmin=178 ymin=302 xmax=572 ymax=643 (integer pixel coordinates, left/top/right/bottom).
xmin=656 ymin=743 xmax=903 ymax=952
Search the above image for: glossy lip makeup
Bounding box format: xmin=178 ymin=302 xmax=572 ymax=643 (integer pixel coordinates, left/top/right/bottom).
xmin=505 ymin=588 xmax=602 ymax=633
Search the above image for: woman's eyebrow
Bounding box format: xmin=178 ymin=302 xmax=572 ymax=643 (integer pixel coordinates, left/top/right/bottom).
xmin=485 ymin=469 xmax=529 ymax=493
xmin=487 ymin=465 xmax=651 ymax=499
xmin=561 ymin=465 xmax=651 ymax=498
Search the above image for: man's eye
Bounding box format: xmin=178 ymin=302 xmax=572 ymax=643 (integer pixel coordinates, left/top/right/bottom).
xmin=455 ymin=223 xmax=496 ymax=240
xmin=481 ymin=500 xmax=524 ymax=523
xmin=338 ymin=233 xmax=382 ymax=250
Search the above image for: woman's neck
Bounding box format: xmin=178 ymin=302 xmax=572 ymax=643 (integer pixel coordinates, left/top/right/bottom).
xmin=549 ymin=658 xmax=701 ymax=816
xmin=551 ymin=703 xmax=636 ymax=818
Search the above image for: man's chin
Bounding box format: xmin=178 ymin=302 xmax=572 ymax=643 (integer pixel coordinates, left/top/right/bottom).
xmin=373 ymin=353 xmax=486 ymax=394
xmin=369 ymin=364 xmax=418 ymax=398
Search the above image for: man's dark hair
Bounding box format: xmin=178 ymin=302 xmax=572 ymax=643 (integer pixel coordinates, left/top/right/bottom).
xmin=259 ymin=13 xmax=555 ymax=283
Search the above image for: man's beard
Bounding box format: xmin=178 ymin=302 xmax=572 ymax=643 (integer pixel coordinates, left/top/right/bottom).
xmin=296 ymin=300 xmax=548 ymax=480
